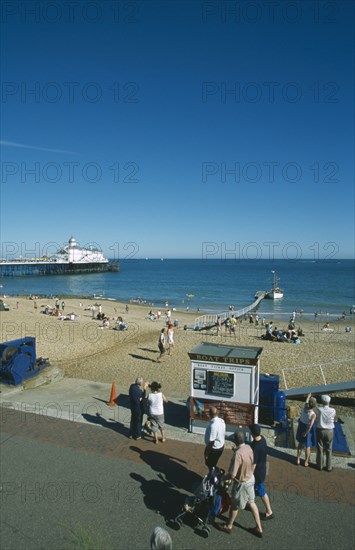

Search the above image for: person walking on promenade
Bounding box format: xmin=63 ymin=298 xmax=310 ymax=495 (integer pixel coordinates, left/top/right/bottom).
xmin=147 ymin=381 xmax=168 ymax=444
xmin=204 ymin=405 xmax=226 ymax=469
xmin=316 ymin=395 xmax=336 ymax=472
xmin=157 ymin=328 xmax=166 ymax=362
xmin=129 ymin=377 xmax=148 ymax=440
xmin=218 ymin=431 xmax=263 ymax=538
xmin=296 ymin=393 xmax=317 ymax=466
xmin=249 ymin=424 xmax=273 ymax=520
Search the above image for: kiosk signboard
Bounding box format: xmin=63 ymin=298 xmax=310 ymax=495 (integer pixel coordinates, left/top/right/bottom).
xmin=206 ymin=371 xmax=234 ymax=398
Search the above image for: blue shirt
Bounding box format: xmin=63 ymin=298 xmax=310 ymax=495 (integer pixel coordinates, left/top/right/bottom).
xmin=250 ymin=436 xmax=267 ymax=484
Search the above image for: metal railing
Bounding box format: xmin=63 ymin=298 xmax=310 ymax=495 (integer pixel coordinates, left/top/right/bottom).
xmin=281 ymin=358 xmax=355 ymax=391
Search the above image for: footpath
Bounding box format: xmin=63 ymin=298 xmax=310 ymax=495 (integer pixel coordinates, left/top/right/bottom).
xmin=1 ymin=376 xmax=354 ymax=468
xmin=0 ymin=377 xmax=354 ymax=550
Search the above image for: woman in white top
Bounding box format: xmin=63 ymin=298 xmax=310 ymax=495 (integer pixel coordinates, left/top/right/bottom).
xmin=147 ymin=381 xmax=168 ymax=444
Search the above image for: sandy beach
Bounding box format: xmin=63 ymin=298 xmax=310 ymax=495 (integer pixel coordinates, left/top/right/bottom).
xmin=1 ymin=296 xmax=354 ymax=413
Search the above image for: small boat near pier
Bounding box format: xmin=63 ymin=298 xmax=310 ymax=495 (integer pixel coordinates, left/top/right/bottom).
xmin=266 ymin=271 xmax=284 ymax=299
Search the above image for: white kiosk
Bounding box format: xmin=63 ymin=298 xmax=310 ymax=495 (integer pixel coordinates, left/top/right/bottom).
xmin=188 ymin=342 xmax=263 ymax=436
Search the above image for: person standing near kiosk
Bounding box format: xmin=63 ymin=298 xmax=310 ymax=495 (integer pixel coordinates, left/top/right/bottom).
xmin=129 ymin=377 xmax=148 ymax=440
xmin=316 ymin=395 xmax=336 ymax=472
xmin=204 ymin=406 xmax=226 ymax=469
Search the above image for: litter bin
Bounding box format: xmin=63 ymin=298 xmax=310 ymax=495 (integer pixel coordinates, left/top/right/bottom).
xmin=274 ymin=390 xmax=287 ymax=423
xmin=259 ymin=374 xmax=280 ymax=424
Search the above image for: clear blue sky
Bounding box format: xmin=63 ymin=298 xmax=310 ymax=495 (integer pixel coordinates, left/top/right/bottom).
xmin=1 ymin=0 xmax=354 ymax=260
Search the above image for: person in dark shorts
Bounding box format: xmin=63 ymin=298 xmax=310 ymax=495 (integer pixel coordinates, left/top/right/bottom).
xmin=249 ymin=424 xmax=273 ymax=520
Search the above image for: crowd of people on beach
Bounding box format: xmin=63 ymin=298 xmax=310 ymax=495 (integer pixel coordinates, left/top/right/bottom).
xmin=262 ymin=320 xmax=303 ymax=343
xmin=41 ymin=304 xmax=77 ymax=321
xmin=35 ymin=299 xmax=132 ymax=331
xmin=214 ymin=311 xmax=305 ymax=343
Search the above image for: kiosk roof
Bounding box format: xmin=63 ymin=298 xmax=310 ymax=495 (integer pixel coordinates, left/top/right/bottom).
xmin=188 ymin=342 xmax=263 ymax=361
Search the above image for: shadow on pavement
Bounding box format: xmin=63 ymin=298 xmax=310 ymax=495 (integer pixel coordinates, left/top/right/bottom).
xmin=82 ymin=412 xmax=130 ymax=437
xmin=130 ymin=445 xmax=201 ymax=492
xmin=130 ymin=472 xmax=186 ymax=522
xmin=92 ymin=396 xmax=111 ymax=405
xmin=268 ymin=447 xmax=296 ymax=464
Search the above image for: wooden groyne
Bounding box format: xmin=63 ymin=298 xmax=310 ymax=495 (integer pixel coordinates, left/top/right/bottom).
xmin=193 ymin=291 xmax=267 ymax=331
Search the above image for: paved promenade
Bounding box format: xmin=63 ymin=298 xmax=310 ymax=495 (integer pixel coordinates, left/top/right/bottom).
xmin=0 ymin=379 xmax=354 ymax=549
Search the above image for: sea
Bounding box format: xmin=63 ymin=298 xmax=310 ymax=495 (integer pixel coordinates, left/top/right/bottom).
xmin=1 ymin=259 xmax=354 ymax=321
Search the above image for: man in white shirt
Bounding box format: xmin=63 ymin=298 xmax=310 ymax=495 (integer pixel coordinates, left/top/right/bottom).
xmin=204 ymin=406 xmax=226 ymax=470
xmin=316 ymin=395 xmax=336 ymax=472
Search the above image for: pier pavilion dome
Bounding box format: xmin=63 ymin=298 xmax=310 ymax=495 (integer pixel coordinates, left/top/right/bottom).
xmin=65 ymin=236 xmax=107 ymax=264
xmin=68 ymin=236 xmax=82 ymax=262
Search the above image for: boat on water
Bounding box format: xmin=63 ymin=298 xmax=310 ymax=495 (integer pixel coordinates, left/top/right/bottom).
xmin=266 ymin=271 xmax=284 ymax=299
xmin=0 ymin=236 xmax=119 ymax=277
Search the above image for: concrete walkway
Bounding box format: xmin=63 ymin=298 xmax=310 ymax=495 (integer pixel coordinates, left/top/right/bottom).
xmin=1 ymin=376 xmax=354 ymax=469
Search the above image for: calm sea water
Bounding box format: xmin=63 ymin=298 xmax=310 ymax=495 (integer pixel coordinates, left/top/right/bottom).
xmin=2 ymin=259 xmax=354 ymax=319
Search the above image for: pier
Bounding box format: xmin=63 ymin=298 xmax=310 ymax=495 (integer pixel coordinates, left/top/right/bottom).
xmin=0 ymin=260 xmax=116 ymax=277
xmin=0 ymin=236 xmax=118 ymax=277
xmin=192 ymin=291 xmax=267 ymax=331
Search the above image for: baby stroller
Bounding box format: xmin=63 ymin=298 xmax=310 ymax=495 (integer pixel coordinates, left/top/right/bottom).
xmin=171 ymin=467 xmax=230 ymax=538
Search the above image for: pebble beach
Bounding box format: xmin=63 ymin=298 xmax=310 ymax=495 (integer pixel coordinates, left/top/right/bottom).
xmin=1 ymin=296 xmax=354 ymax=414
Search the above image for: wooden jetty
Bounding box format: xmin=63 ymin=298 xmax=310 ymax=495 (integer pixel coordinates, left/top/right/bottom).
xmin=192 ymin=291 xmax=267 ymax=331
